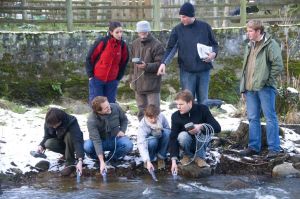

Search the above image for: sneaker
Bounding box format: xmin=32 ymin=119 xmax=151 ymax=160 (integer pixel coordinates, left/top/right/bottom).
xmin=60 ymin=165 xmax=76 ymax=176
xmin=180 ymin=155 xmax=191 ymax=165
xmin=239 ymin=148 xmax=259 ymax=157
xmin=157 ymin=159 xmax=165 ymax=170
xmin=194 ymin=157 xmax=209 ymax=168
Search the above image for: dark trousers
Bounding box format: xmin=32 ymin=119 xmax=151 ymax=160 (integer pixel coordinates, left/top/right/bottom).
xmin=88 ymin=78 xmax=119 ymax=104
xmin=44 ymin=132 xmax=75 ymax=165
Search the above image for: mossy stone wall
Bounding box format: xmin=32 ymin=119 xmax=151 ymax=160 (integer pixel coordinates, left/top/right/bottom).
xmin=0 ymin=25 xmax=299 ymax=105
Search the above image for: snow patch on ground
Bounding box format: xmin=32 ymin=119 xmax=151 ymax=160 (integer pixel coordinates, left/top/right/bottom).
xmin=0 ymin=101 xmax=299 ymax=174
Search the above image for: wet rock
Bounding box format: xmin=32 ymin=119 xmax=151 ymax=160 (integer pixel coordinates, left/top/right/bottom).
xmin=272 ymin=162 xmax=300 ymax=177
xmin=179 ymin=163 xmax=212 ymax=178
xmin=288 ymin=154 xmax=300 ymax=164
xmin=225 ymin=179 xmax=251 ymax=190
xmin=230 ymin=122 xmax=284 ymax=149
xmin=294 ymin=140 xmax=300 ymax=144
xmin=217 ymin=154 xmax=270 ymax=175
xmin=35 ymin=160 xmax=50 ymax=171
xmin=293 ymin=162 xmax=300 ymax=170
xmin=216 ymin=152 xmax=288 ymax=175
xmin=280 ymin=124 xmax=300 ymax=134
xmin=60 ymin=166 xmax=76 ymax=176
xmin=7 ymin=168 xmax=23 ymax=175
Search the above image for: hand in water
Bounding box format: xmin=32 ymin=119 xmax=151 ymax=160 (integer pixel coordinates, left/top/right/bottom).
xmin=149 ymin=168 xmax=158 ymax=182
xmin=146 ymin=161 xmax=155 ymax=173
xmin=76 ymin=160 xmax=83 ymax=175
xmin=171 ymin=160 xmax=178 ymax=175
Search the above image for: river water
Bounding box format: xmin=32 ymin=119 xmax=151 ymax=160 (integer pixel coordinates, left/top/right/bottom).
xmin=1 ymin=174 xmax=300 ymax=199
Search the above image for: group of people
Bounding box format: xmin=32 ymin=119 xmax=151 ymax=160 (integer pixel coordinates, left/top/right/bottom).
xmin=36 ymin=2 xmax=284 ymax=177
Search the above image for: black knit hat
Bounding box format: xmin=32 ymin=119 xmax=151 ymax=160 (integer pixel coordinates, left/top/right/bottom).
xmin=179 ymin=2 xmax=195 ymax=17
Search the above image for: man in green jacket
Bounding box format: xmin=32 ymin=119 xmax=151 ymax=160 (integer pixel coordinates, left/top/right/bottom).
xmin=239 ymin=20 xmax=283 ymax=159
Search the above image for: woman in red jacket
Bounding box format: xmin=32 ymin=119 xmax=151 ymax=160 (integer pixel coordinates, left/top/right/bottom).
xmin=86 ymin=21 xmax=129 ymax=104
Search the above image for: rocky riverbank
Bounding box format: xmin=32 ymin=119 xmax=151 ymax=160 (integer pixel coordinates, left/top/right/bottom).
xmin=1 ymin=100 xmax=300 ymax=190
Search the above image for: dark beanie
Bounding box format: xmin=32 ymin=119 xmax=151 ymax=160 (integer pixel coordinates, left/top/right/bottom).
xmin=179 ymin=2 xmax=195 ymax=17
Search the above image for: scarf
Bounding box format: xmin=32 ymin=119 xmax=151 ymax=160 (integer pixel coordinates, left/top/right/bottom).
xmin=145 ymin=117 xmax=163 ymax=138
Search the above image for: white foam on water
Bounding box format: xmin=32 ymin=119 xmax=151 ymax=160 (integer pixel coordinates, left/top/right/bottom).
xmin=188 ymin=182 xmax=256 ymax=195
xmin=142 ymin=187 xmax=152 ymax=195
xmin=177 ymin=183 xmax=197 ymax=192
xmin=254 ymin=187 xmax=290 ymax=199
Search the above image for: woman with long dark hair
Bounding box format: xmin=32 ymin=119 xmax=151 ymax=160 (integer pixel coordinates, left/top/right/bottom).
xmin=86 ymin=21 xmax=129 ymax=104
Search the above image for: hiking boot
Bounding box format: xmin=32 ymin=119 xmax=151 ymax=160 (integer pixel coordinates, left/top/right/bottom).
xmin=194 ymin=157 xmax=209 ymax=168
xmin=264 ymin=151 xmax=280 ymax=160
xmin=157 ymin=159 xmax=165 ymax=170
xmin=239 ymin=148 xmax=259 ymax=157
xmin=60 ymin=165 xmax=76 ymax=176
xmin=180 ymin=155 xmax=191 ymax=165
xmin=30 ymin=151 xmax=47 ymax=159
xmin=57 ymin=155 xmax=65 ymax=164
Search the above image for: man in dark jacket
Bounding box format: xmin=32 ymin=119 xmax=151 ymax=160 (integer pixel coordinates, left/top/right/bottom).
xmin=157 ymin=2 xmax=218 ymax=105
xmin=84 ymin=96 xmax=133 ymax=174
xmin=130 ymin=20 xmax=165 ymax=120
xmin=169 ymin=90 xmax=221 ymax=174
xmin=37 ymin=108 xmax=85 ymax=176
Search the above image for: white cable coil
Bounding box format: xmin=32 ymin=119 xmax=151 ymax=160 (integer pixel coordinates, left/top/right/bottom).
xmin=182 ymin=123 xmax=215 ymax=166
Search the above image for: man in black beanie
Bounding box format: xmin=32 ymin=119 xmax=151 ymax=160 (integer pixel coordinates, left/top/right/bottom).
xmin=157 ymin=2 xmax=218 ymax=106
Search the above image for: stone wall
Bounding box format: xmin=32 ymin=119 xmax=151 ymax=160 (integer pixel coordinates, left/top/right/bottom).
xmin=0 ymin=25 xmax=299 ymax=105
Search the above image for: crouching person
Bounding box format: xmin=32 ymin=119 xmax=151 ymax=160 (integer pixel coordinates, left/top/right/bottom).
xmin=137 ymin=105 xmax=170 ymax=172
xmin=84 ymin=96 xmax=133 ymax=174
xmin=37 ymin=108 xmax=85 ymax=176
xmin=170 ymin=90 xmax=221 ymax=174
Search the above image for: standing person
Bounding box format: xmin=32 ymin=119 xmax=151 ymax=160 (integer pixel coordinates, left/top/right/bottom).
xmin=239 ymin=20 xmax=283 ymax=158
xmin=86 ymin=21 xmax=129 ymax=104
xmin=157 ymin=2 xmax=218 ymax=105
xmin=137 ymin=104 xmax=170 ymax=172
xmin=37 ymin=108 xmax=85 ymax=176
xmin=130 ymin=20 xmax=165 ymax=120
xmin=170 ymin=90 xmax=221 ymax=174
xmin=84 ymin=96 xmax=133 ymax=174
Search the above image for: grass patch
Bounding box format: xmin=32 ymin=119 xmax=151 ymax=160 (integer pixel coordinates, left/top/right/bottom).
xmin=0 ymin=99 xmax=27 ymax=114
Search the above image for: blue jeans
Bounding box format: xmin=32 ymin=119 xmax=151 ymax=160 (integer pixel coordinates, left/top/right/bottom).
xmin=88 ymin=78 xmax=119 ymax=104
xmin=177 ymin=131 xmax=209 ymax=159
xmin=180 ymin=68 xmax=210 ymax=105
xmin=147 ymin=129 xmax=170 ymax=161
xmin=84 ymin=136 xmax=133 ymax=160
xmin=245 ymin=86 xmax=280 ymax=152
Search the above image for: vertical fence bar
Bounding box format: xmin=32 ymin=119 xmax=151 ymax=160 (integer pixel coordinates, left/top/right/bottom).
xmin=66 ymin=0 xmax=73 ymax=31
xmin=152 ymin=0 xmax=160 ymax=30
xmin=240 ymin=0 xmax=247 ymax=26
xmin=222 ymin=0 xmax=230 ymax=27
xmin=213 ymin=0 xmax=219 ymax=27
xmin=85 ymin=0 xmax=90 ymax=20
xmin=22 ymin=0 xmax=28 ymax=20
